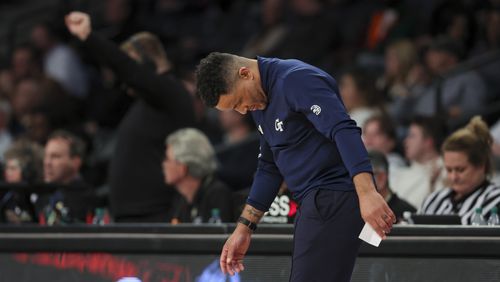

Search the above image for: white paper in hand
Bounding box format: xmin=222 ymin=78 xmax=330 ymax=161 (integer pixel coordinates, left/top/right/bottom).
xmin=358 ymin=223 xmax=382 ymax=247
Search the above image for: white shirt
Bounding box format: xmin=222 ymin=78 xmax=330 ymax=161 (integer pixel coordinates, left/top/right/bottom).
xmin=391 ymin=158 xmax=445 ymax=208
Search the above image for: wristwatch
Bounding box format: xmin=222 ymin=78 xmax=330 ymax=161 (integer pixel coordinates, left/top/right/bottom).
xmin=237 ymin=216 xmax=257 ymax=231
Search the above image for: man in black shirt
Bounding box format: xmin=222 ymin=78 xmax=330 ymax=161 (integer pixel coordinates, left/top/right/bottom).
xmin=66 ymin=12 xmax=196 ymax=222
xmin=164 ymin=128 xmax=233 ymax=223
xmin=37 ymin=130 xmax=97 ymax=224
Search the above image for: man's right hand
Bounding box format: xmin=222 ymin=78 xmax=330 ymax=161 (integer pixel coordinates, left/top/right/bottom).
xmin=220 ymin=223 xmax=252 ymax=275
xmin=65 ymin=11 xmax=92 ymax=41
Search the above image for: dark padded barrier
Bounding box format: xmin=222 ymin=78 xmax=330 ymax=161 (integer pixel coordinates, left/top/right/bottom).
xmin=0 ymin=224 xmax=499 ymax=282
xmin=1 ymin=224 xmax=500 ymax=256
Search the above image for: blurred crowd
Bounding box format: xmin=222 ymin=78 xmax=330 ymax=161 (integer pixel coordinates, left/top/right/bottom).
xmin=0 ymin=0 xmax=500 ymax=225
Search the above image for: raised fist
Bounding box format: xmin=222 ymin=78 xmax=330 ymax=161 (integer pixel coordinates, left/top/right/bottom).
xmin=65 ymin=11 xmax=91 ymax=41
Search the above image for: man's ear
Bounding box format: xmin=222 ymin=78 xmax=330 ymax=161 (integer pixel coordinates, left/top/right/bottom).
xmin=238 ymin=67 xmax=252 ymax=79
xmin=180 ymin=163 xmax=189 ymax=177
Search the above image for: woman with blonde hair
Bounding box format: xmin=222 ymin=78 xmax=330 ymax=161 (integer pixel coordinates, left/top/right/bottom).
xmin=379 ymin=39 xmax=419 ymax=99
xmin=1 ymin=139 xmax=44 ymax=223
xmin=420 ymin=116 xmax=500 ymax=225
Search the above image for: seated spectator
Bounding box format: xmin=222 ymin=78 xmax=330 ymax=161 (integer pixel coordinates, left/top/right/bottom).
xmin=0 ymin=100 xmax=13 ymax=161
xmin=491 ymin=118 xmax=500 ymax=186
xmin=362 ymin=115 xmax=406 ymax=183
xmin=35 ymin=130 xmax=97 ymax=224
xmin=379 ymin=40 xmax=431 ymax=125
xmin=391 ymin=116 xmax=446 ymax=208
xmin=339 ymin=67 xmax=385 ymax=128
xmin=164 ymin=128 xmax=233 ymax=223
xmin=0 ymin=43 xmax=41 ymax=99
xmin=0 ymin=139 xmax=43 ymax=223
xmin=414 ymin=37 xmax=488 ymax=129
xmin=420 ymin=117 xmax=500 ymax=225
xmin=378 ymin=39 xmax=419 ymax=101
xmin=368 ymin=150 xmax=416 ymax=222
xmin=240 ymin=0 xmax=287 ymax=59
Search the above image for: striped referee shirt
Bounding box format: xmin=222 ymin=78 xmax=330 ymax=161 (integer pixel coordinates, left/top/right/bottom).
xmin=419 ymin=181 xmax=500 ymax=225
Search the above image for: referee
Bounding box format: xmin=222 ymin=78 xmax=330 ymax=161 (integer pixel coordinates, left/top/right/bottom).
xmin=195 ymin=53 xmax=395 ymax=281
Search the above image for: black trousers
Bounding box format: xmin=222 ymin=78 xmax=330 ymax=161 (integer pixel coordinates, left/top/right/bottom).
xmin=290 ymin=189 xmax=364 ymax=282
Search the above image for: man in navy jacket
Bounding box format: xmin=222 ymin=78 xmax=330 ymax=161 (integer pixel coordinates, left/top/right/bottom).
xmin=196 ymin=53 xmax=395 ymax=282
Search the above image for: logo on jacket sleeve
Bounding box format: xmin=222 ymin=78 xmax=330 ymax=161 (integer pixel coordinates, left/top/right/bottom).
xmin=275 ymin=118 xmax=284 ymax=132
xmin=311 ymin=105 xmax=321 ymax=115
xmin=258 ymin=125 xmax=263 ymax=135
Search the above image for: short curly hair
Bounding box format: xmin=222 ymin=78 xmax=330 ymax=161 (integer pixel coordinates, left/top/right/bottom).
xmin=195 ymin=52 xmax=236 ymax=107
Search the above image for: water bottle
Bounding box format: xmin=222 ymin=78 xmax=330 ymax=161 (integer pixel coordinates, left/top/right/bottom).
xmin=193 ymin=216 xmax=203 ymax=225
xmin=487 ymin=207 xmax=500 ymax=226
xmin=208 ymin=208 xmax=222 ymax=224
xmin=402 ymin=211 xmax=414 ymax=225
xmin=471 ymin=207 xmax=486 ymax=226
xmin=92 ymin=208 xmax=106 ymax=225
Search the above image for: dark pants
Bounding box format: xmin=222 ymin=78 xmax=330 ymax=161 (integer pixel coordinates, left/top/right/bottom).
xmin=290 ymin=189 xmax=364 ymax=282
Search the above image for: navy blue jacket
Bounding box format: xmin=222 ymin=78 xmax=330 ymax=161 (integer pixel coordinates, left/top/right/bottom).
xmin=247 ymin=57 xmax=372 ymax=212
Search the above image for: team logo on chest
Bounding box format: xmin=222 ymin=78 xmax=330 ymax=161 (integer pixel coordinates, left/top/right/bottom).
xmin=311 ymin=105 xmax=321 ymax=115
xmin=275 ymin=118 xmax=284 ymax=132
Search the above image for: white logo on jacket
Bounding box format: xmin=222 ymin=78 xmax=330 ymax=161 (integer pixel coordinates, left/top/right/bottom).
xmin=258 ymin=125 xmax=263 ymax=135
xmin=311 ymin=105 xmax=321 ymax=115
xmin=275 ymin=118 xmax=284 ymax=132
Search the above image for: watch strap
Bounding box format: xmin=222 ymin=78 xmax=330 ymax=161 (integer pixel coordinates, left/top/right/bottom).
xmin=237 ymin=216 xmax=257 ymax=231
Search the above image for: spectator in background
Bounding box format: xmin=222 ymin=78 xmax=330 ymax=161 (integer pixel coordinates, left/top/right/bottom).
xmin=339 ymin=67 xmax=385 ymax=128
xmin=429 ymin=0 xmax=477 ymax=55
xmin=0 ymin=44 xmax=41 ymax=99
xmin=240 ymin=0 xmax=287 ymax=59
xmin=9 ymin=77 xmax=79 ymax=142
xmin=66 ymin=12 xmax=196 ymax=222
xmin=0 ymin=100 xmax=13 ymax=161
xmin=378 ymin=39 xmax=431 ymax=125
xmin=97 ymin=0 xmax=142 ymax=43
xmin=471 ymin=7 xmax=500 ymax=114
xmin=489 ymin=118 xmax=500 ymax=186
xmin=491 ymin=119 xmax=500 ymax=159
xmin=391 ymin=116 xmax=446 ymax=208
xmin=414 ymin=36 xmax=488 ymax=130
xmin=368 ymin=150 xmax=416 ymax=222
xmin=30 ymin=21 xmax=88 ymax=99
xmin=379 ymin=39 xmax=419 ymax=100
xmin=266 ymin=0 xmax=337 ymax=67
xmin=362 ymin=115 xmax=406 ymax=183
xmin=35 ymin=130 xmax=97 ymax=224
xmin=10 ymin=78 xmax=44 ymax=125
xmin=472 ymin=6 xmax=500 ymax=55
xmin=215 ymin=111 xmax=259 ymax=191
xmin=420 ymin=117 xmax=500 ymax=225
xmin=384 ymin=40 xmax=432 ymax=126
xmin=164 ymin=128 xmax=233 ymax=223
xmin=0 ymin=139 xmax=44 ymax=223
